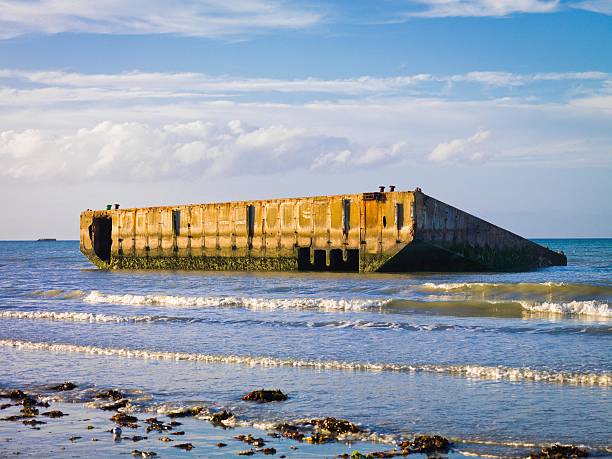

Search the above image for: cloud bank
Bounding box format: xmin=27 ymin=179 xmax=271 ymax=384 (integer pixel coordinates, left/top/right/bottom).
xmin=0 ymin=120 xmax=410 ymax=182
xmin=0 ymin=0 xmax=610 ymax=41
xmin=0 ymin=0 xmax=321 ymax=39
xmin=0 ymin=67 xmax=610 ymax=183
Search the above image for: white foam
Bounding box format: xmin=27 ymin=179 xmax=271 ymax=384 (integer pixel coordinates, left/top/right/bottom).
xmin=0 ymin=310 xmax=162 ymax=323
xmin=520 ymin=300 xmax=611 ymax=318
xmin=420 ymin=282 xmax=564 ymax=291
xmin=83 ymin=290 xmax=390 ymax=312
xmin=0 ymin=339 xmax=608 ymax=387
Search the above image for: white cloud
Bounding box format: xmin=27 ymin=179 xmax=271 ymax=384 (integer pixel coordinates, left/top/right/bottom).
xmin=0 ymin=120 xmax=410 ymax=181
xmin=449 ymin=71 xmax=609 ymax=87
xmin=311 ymin=142 xmax=408 ymax=168
xmin=0 ymin=69 xmax=609 ymax=103
xmin=0 ymin=67 xmax=610 ymax=183
xmin=429 ymin=130 xmax=491 ymax=162
xmin=408 ymin=0 xmax=560 ymax=17
xmin=0 ymin=0 xmax=321 ymax=39
xmin=571 ymin=0 xmax=612 ymax=15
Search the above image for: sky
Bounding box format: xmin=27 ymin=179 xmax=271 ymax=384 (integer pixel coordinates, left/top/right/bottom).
xmin=0 ymin=0 xmax=611 ymax=239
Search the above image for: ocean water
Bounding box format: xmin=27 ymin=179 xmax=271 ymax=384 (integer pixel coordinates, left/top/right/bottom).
xmin=0 ymin=239 xmax=610 ymax=458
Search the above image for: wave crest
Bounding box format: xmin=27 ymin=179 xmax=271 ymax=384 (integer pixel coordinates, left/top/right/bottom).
xmin=0 ymin=339 xmax=609 ymax=387
xmin=83 ymin=290 xmax=390 ymax=312
xmin=419 ymin=282 xmax=612 ymax=297
xmin=520 ymin=300 xmax=611 ymax=317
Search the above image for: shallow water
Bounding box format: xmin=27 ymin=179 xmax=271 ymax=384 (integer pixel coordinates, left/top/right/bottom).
xmin=0 ymin=239 xmax=610 ymax=457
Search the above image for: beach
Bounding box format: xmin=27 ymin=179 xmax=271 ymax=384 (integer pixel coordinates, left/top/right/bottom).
xmin=0 ymin=239 xmax=610 ymax=458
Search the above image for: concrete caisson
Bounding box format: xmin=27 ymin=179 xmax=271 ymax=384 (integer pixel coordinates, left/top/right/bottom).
xmin=80 ymin=189 xmax=566 ymax=272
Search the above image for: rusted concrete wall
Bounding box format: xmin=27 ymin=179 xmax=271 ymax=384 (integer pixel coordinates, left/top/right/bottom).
xmin=80 ymin=189 xmax=566 ymax=272
xmin=407 ymin=191 xmax=567 ymax=271
xmin=80 ymin=191 xmax=415 ymax=271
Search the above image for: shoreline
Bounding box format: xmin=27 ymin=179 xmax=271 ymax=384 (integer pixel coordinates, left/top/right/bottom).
xmin=0 ymin=383 xmax=603 ymax=458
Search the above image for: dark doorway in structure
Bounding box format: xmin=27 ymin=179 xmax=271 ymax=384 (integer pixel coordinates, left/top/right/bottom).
xmin=92 ymin=217 xmax=112 ymax=262
xmin=296 ymin=248 xmax=359 ymax=272
xmin=297 ymin=247 xmax=311 ymax=271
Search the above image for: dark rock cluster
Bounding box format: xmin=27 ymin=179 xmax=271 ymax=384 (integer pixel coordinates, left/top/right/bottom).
xmin=242 ymin=389 xmax=288 ymax=403
xmin=530 ymin=444 xmax=589 ymax=459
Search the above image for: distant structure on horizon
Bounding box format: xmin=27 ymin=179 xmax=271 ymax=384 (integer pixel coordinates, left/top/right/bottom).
xmin=80 ymin=188 xmax=566 ymax=272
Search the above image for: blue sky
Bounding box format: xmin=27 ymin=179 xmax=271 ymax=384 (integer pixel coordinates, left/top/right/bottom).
xmin=0 ymin=0 xmax=611 ymax=238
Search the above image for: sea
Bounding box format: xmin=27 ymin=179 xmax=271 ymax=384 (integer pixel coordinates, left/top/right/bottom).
xmin=0 ymin=239 xmax=610 ymax=458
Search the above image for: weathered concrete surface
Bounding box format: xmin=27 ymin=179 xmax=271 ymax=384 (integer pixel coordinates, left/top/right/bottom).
xmin=80 ymin=189 xmax=566 ymax=273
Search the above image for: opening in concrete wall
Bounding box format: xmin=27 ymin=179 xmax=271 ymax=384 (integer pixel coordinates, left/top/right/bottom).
xmin=92 ymin=217 xmax=112 ymax=262
xmin=297 ymin=247 xmax=311 ymax=270
xmin=313 ymin=250 xmax=327 ymax=270
xmin=247 ymin=205 xmax=255 ymax=238
xmin=172 ymin=210 xmax=181 ymax=236
xmin=296 ymin=247 xmax=359 ymax=272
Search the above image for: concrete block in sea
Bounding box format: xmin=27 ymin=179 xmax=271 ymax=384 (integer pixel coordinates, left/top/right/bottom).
xmin=80 ymin=188 xmax=567 ymax=272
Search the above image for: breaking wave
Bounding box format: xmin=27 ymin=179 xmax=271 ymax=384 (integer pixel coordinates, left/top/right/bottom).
xmin=0 ymin=310 xmax=179 ymax=324
xmin=3 ymin=309 xmax=609 ymax=334
xmin=419 ymin=282 xmax=612 ymax=297
xmin=28 ymin=289 xmax=612 ymax=319
xmin=82 ymin=290 xmax=391 ymax=312
xmin=520 ymin=300 xmax=611 ymax=318
xmin=0 ymin=339 xmax=609 ymax=386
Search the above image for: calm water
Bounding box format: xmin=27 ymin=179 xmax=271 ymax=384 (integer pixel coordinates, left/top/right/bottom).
xmin=0 ymin=240 xmax=610 ymax=457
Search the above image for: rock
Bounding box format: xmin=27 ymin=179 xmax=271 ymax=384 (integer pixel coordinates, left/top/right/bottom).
xmin=110 ymin=412 xmax=138 ymax=426
xmin=216 ymin=443 xmax=227 ymax=448
xmin=159 ymin=436 xmax=173 ymax=442
xmin=304 ymin=433 xmax=330 ymax=444
xmin=171 ymin=431 xmax=185 ymax=435
xmin=281 ymin=429 xmax=304 ymax=441
xmin=69 ymin=436 xmax=82 ymax=442
xmin=20 ymin=406 xmax=39 ymax=417
xmin=366 ymin=451 xmax=397 ymax=458
xmin=41 ymin=410 xmax=68 ymax=418
xmin=86 ymin=425 xmax=95 ymax=430
xmin=242 ymin=389 xmax=288 ymax=403
xmin=131 ymin=436 xmax=148 ymax=442
xmin=276 ymin=422 xmax=305 ymax=441
xmin=237 ymin=450 xmax=255 ymax=456
xmin=311 ymin=417 xmax=360 ymax=435
xmin=9 ymin=390 xmax=27 ymax=400
xmin=131 ymin=450 xmax=157 ymax=458
xmin=2 ymin=415 xmax=26 ymax=421
xmin=167 ymin=406 xmax=204 ymax=418
xmin=144 ymin=418 xmax=172 ymax=433
xmin=100 ymin=399 xmax=129 ymax=411
xmin=1 ymin=403 xmax=13 ymax=410
xmin=209 ymin=410 xmax=234 ymax=425
xmin=94 ymin=389 xmax=123 ymax=401
xmin=168 ymin=421 xmax=182 ymax=426
xmin=400 ymin=434 xmax=451 ymax=454
xmin=262 ymin=448 xmax=277 ymax=455
xmin=530 ymin=444 xmax=589 ymax=458
xmin=49 ymin=382 xmax=77 ymax=392
xmin=173 ymin=443 xmax=194 ymax=451
xmin=237 ymin=434 xmax=265 ymax=447
xmin=22 ymin=419 xmax=46 ymax=426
